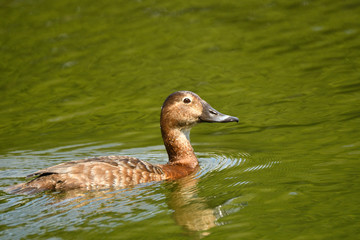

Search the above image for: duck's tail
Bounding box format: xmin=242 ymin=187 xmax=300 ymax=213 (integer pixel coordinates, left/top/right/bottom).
xmin=5 ymin=182 xmax=46 ymax=195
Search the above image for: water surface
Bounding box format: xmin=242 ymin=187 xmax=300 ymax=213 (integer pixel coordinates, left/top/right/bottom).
xmin=1 ymin=0 xmax=359 ymax=239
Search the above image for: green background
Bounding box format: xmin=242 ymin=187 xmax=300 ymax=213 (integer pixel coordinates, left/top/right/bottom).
xmin=1 ymin=0 xmax=359 ymax=239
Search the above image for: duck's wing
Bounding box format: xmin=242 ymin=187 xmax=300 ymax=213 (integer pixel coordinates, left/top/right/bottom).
xmin=6 ymin=156 xmax=166 ymax=194
xmin=27 ymin=155 xmax=164 ymax=178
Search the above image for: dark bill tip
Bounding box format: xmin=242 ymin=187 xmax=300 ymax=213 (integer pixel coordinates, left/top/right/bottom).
xmin=222 ymin=116 xmax=239 ymax=123
xmin=200 ymin=101 xmax=239 ymax=123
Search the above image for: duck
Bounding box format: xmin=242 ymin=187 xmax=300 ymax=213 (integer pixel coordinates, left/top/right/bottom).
xmin=6 ymin=91 xmax=238 ymax=194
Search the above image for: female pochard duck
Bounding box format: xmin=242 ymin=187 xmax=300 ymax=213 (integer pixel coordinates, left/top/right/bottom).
xmin=7 ymin=91 xmax=238 ymax=194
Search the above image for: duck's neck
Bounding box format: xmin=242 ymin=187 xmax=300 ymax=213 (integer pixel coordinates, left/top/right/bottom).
xmin=161 ymin=126 xmax=199 ymax=169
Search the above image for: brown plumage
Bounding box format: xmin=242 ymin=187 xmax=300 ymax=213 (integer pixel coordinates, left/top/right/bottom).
xmin=6 ymin=91 xmax=238 ymax=194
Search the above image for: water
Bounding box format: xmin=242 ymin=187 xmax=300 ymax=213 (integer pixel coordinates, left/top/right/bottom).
xmin=1 ymin=0 xmax=359 ymax=239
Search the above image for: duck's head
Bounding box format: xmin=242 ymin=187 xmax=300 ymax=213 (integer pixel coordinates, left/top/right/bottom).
xmin=160 ymin=91 xmax=239 ymax=130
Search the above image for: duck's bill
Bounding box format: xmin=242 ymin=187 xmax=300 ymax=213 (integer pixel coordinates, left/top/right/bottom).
xmin=200 ymin=101 xmax=239 ymax=123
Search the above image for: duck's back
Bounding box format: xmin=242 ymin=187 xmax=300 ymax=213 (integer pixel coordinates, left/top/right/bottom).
xmin=6 ymin=156 xmax=166 ymax=194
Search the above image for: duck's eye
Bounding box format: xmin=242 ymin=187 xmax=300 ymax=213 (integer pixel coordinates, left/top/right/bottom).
xmin=183 ymin=98 xmax=191 ymax=104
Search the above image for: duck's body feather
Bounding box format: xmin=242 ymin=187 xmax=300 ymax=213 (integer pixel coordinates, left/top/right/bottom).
xmin=8 ymin=156 xmax=166 ymax=194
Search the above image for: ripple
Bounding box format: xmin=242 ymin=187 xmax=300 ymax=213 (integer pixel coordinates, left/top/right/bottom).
xmin=242 ymin=160 xmax=281 ymax=172
xmin=215 ymin=195 xmax=250 ymax=221
xmin=197 ymin=152 xmax=249 ymax=177
xmin=1 ymin=180 xmax=166 ymax=239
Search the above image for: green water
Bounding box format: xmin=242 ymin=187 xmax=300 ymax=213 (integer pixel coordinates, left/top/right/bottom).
xmin=1 ymin=0 xmax=359 ymax=239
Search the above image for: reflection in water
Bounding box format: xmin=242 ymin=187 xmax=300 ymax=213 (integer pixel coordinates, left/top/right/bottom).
xmin=42 ymin=171 xmax=219 ymax=237
xmin=166 ymin=173 xmax=217 ymax=236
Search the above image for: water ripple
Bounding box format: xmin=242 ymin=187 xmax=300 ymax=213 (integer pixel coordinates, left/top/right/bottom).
xmin=197 ymin=152 xmax=249 ymax=177
xmin=242 ymin=160 xmax=281 ymax=172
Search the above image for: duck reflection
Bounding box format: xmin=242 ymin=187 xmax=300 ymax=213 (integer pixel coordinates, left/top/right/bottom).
xmin=165 ymin=171 xmax=217 ymax=236
xmin=44 ymin=170 xmax=218 ymax=236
